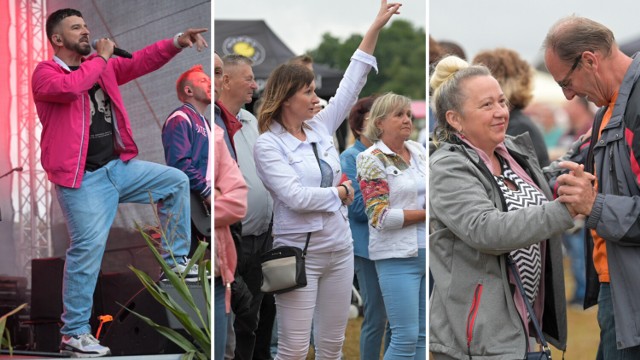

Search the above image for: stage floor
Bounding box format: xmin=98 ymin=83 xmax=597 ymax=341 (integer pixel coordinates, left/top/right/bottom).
xmin=0 ymin=353 xmax=183 ymax=359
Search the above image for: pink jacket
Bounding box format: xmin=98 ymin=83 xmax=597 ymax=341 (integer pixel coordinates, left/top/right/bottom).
xmin=32 ymin=39 xmax=181 ymax=188
xmin=214 ymin=124 xmax=247 ymax=312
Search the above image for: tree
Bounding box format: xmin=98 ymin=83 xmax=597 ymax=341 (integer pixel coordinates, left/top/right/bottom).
xmin=309 ymin=19 xmax=426 ymax=100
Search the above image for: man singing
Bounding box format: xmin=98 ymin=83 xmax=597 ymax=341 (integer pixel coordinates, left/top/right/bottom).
xmin=31 ymin=8 xmax=207 ymax=357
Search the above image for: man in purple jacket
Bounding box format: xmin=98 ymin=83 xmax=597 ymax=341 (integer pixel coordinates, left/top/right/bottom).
xmin=31 ymin=8 xmax=207 ymax=357
xmin=162 ymin=64 xmax=212 ymax=255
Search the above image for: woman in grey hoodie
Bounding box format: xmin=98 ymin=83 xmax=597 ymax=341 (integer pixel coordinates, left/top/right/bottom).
xmin=428 ymin=55 xmax=588 ymax=360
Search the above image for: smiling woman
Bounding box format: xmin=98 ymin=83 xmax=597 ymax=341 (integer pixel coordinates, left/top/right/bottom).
xmin=429 ymin=55 xmax=575 ymax=359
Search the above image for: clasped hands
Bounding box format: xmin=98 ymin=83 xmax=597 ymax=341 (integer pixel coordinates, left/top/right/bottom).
xmin=556 ymin=161 xmax=597 ymax=217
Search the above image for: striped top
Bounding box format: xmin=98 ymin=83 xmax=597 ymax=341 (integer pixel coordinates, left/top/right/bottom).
xmin=494 ymin=160 xmax=546 ymax=307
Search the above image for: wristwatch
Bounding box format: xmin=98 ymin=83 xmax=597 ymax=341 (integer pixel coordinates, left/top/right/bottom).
xmin=173 ymin=32 xmax=185 ymax=49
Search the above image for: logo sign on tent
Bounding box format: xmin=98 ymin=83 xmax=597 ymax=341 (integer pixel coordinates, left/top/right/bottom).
xmin=222 ymin=35 xmax=266 ymax=66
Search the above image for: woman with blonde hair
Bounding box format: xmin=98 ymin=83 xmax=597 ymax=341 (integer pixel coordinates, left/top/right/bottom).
xmin=357 ymin=92 xmax=426 ymax=359
xmin=472 ymin=47 xmax=550 ymax=167
xmin=429 ymin=55 xmax=585 ymax=359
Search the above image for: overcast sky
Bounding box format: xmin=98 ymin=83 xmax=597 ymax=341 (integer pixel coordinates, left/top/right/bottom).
xmin=430 ymin=0 xmax=640 ymax=68
xmin=214 ymin=1 xmax=426 ymax=56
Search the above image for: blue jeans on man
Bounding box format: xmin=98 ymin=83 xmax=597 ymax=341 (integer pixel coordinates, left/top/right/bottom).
xmin=215 ymin=278 xmax=228 ymax=360
xmin=55 ymin=158 xmax=191 ymax=336
xmin=563 ymin=226 xmax=586 ymax=304
xmin=596 ymin=283 xmax=640 ymax=359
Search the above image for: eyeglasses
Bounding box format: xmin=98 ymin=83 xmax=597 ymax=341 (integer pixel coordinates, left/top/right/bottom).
xmin=557 ymin=54 xmax=583 ymax=89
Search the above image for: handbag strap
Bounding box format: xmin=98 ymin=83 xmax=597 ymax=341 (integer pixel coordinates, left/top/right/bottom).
xmin=300 ymin=142 xmax=323 ymax=258
xmin=507 ymin=255 xmax=551 ymax=357
xmin=311 ymin=142 xmax=323 ymax=170
xmin=302 ymin=232 xmax=311 ymax=257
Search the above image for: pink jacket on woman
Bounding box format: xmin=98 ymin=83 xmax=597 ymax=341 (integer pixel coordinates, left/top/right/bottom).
xmin=32 ymin=38 xmax=181 ymax=188
xmin=214 ymin=124 xmax=247 ymax=312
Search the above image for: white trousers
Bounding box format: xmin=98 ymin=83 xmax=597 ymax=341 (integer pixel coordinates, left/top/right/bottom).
xmin=274 ymin=246 xmax=354 ymax=360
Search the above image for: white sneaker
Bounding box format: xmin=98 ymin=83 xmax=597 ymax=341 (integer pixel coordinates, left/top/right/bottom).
xmin=60 ymin=333 xmax=111 ymax=358
xmin=168 ymin=261 xmax=200 ymax=282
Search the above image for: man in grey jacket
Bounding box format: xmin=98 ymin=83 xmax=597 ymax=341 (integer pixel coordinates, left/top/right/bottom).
xmin=219 ymin=54 xmax=275 ymax=360
xmin=545 ymin=16 xmax=640 ymax=358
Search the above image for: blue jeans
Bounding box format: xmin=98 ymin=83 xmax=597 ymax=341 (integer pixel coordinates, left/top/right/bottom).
xmin=270 ymin=317 xmax=278 ymax=359
xmin=562 ymin=227 xmax=586 ymax=302
xmin=355 ymin=255 xmax=389 ymax=360
xmin=376 ymin=249 xmax=426 ymax=360
xmin=55 ymin=159 xmax=191 ymax=335
xmin=215 ymin=278 xmax=228 ymax=360
xmin=596 ymin=283 xmax=640 ymax=359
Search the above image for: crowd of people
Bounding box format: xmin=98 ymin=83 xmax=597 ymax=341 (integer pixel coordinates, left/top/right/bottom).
xmin=215 ymin=1 xmax=427 ymax=359
xmin=32 ymin=2 xmax=640 ymax=360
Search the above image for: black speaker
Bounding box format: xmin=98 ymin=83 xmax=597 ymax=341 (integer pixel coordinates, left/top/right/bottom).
xmin=94 ymin=271 xmax=145 ymax=320
xmin=101 ymin=282 xmax=207 ymax=356
xmin=0 ymin=276 xmax=28 ymax=350
xmin=30 ymin=258 xmax=146 ymax=352
xmin=30 ymin=257 xmax=65 ymax=321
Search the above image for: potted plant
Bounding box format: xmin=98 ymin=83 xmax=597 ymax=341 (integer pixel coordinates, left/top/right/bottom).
xmin=0 ymin=303 xmax=27 ymax=356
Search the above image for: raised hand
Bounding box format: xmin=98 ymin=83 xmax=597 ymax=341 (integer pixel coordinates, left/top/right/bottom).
xmin=359 ymin=0 xmax=402 ymax=55
xmin=371 ymin=0 xmax=402 ymax=31
xmin=177 ymin=28 xmax=209 ymax=52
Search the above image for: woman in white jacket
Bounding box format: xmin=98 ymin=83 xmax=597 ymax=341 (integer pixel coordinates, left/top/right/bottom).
xmin=253 ymin=2 xmax=401 ymax=359
xmin=356 ymin=92 xmax=426 ymax=359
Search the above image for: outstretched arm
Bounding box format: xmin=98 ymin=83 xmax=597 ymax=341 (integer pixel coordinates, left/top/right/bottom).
xmin=175 ymin=28 xmax=209 ymax=52
xmin=358 ymin=0 xmax=401 ymax=55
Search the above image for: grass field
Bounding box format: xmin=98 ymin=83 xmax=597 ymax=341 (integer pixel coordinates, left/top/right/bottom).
xmin=551 ymin=259 xmax=599 ymax=359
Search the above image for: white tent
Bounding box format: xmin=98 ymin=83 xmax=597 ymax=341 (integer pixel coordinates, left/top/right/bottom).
xmin=531 ymin=70 xmax=568 ymax=106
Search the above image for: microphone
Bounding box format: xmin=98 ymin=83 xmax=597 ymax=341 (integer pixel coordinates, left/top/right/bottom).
xmin=91 ymin=39 xmax=133 ymax=59
xmin=0 ymin=166 xmax=23 ymax=180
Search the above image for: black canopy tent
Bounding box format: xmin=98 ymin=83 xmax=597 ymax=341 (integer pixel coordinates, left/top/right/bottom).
xmin=620 ymin=36 xmax=640 ymax=57
xmin=214 ymin=20 xmax=344 ymax=99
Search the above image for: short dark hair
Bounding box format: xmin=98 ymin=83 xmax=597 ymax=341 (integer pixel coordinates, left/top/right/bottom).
xmin=348 ymin=96 xmax=376 ymax=139
xmin=222 ymin=54 xmax=253 ymax=67
xmin=46 ymin=8 xmax=83 ymax=44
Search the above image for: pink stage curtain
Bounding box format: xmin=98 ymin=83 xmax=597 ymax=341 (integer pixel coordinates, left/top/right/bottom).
xmin=0 ymin=0 xmax=16 ymax=275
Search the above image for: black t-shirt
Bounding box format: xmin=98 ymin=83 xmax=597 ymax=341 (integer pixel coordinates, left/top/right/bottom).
xmin=70 ymin=65 xmax=118 ymax=171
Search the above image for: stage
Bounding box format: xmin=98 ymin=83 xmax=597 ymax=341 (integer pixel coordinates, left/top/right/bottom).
xmin=0 ymin=352 xmax=183 ymax=359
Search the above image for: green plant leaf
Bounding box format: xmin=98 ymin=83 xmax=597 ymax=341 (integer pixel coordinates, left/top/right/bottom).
xmin=0 ymin=318 xmax=5 ymax=344
xmin=135 ymin=224 xmax=196 ymax=307
xmin=0 ymin=303 xmax=26 ymax=354
xmin=2 ymin=331 xmax=10 ymax=352
xmin=130 ymin=200 xmax=211 ymax=359
xmin=127 ymin=265 xmax=209 ymax=353
xmin=122 ymin=306 xmax=197 ymax=353
xmin=198 ymin=259 xmax=211 ymax=331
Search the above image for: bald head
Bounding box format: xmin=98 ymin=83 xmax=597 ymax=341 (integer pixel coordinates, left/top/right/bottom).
xmin=543 ymin=16 xmax=616 ymax=63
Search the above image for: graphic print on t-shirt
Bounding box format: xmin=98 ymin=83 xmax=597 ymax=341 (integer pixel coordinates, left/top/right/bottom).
xmin=85 ymin=83 xmax=117 ymax=171
xmin=90 ymin=86 xmax=113 ymax=126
